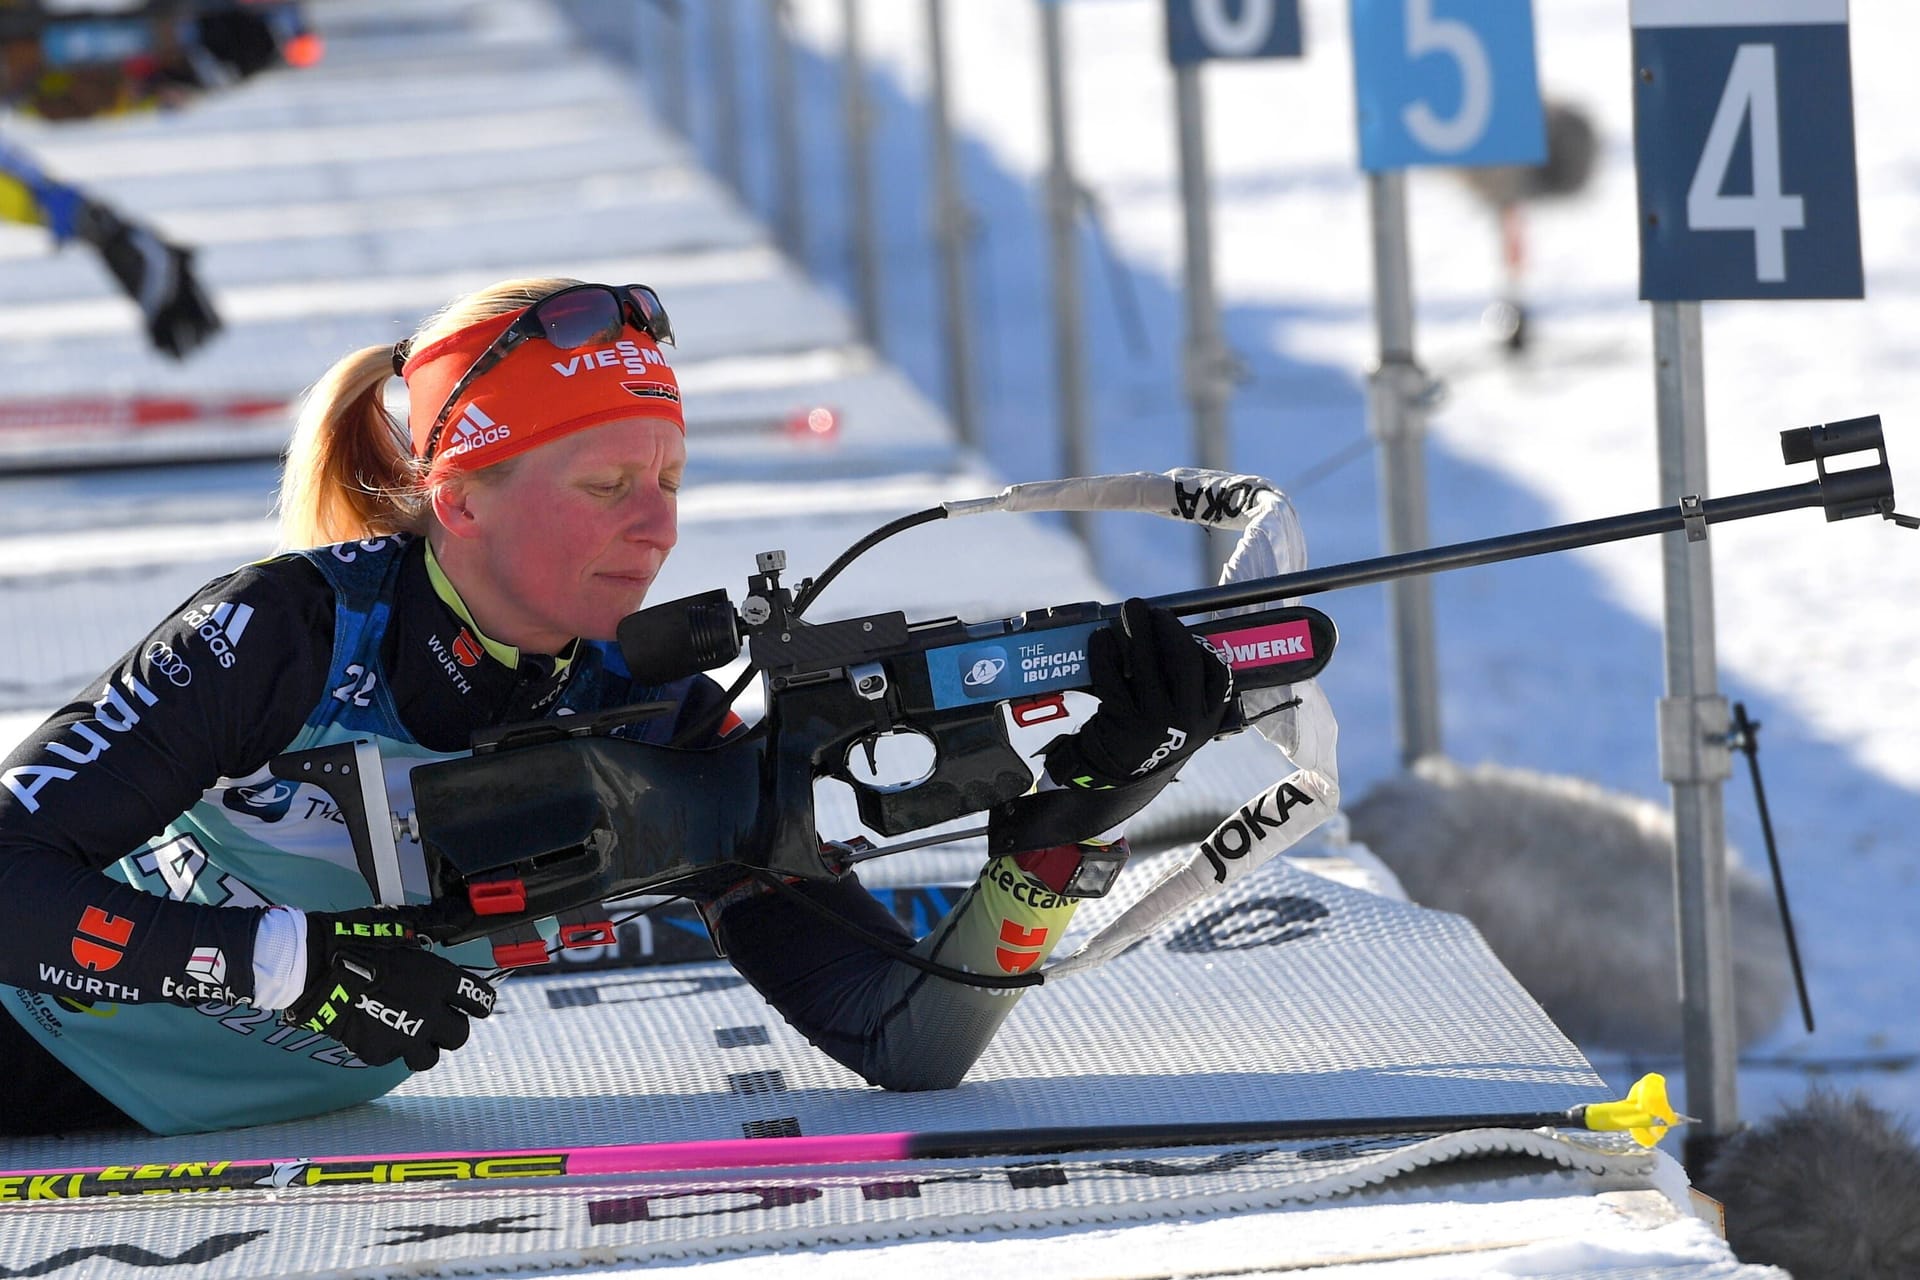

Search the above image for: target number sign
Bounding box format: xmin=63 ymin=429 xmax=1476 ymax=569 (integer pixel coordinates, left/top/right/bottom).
xmin=1633 ymin=0 xmax=1863 ymax=299
xmin=1350 ymin=0 xmax=1546 ymax=171
xmin=1164 ymin=0 xmax=1303 ymax=65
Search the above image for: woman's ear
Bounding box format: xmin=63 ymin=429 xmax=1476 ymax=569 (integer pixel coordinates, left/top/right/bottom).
xmin=429 ymin=478 xmax=483 ymax=540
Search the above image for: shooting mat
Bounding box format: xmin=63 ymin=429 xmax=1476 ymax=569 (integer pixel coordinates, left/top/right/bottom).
xmin=0 ymin=854 xmax=1672 ymax=1277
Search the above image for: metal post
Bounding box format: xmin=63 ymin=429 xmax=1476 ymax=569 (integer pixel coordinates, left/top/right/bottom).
xmin=1651 ymin=300 xmax=1738 ymax=1171
xmin=926 ymin=0 xmax=979 ymax=448
xmin=710 ymin=0 xmax=744 ymax=194
xmin=1365 ymin=171 xmax=1442 ymax=765
xmin=629 ymin=3 xmax=650 ymax=113
xmin=651 ymin=0 xmax=690 ymax=136
xmin=1040 ymin=0 xmax=1090 ymax=542
xmin=840 ymin=0 xmax=882 ymax=348
xmin=1174 ymin=63 xmax=1234 ymax=584
xmin=767 ymin=0 xmax=806 ymax=261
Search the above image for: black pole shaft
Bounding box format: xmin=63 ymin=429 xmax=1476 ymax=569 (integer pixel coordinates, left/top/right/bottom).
xmin=1732 ymin=703 xmax=1816 ymax=1033
xmin=908 ymin=1108 xmax=1580 ymax=1160
xmin=1149 ymin=480 xmax=1826 ymax=617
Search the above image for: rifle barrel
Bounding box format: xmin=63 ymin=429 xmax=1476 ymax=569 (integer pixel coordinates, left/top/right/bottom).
xmin=1153 ymin=479 xmax=1828 ymax=616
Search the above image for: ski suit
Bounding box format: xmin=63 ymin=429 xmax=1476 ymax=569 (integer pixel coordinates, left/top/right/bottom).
xmin=0 ymin=536 xmax=1077 ymax=1135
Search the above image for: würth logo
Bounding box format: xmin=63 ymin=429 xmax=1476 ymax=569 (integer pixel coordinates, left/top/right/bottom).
xmin=181 ymin=601 xmax=253 ymax=669
xmin=71 ymin=906 xmax=134 ymax=972
xmin=441 ymin=404 xmax=512 ymax=459
xmin=994 ymin=918 xmax=1048 ymax=974
xmin=451 ymin=629 xmax=483 ymax=668
xmin=426 ymin=633 xmax=475 ymax=695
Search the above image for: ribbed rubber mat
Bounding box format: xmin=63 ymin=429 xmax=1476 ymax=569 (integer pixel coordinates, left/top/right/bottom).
xmin=3 ymin=856 xmax=1607 ymax=1163
xmin=0 ymin=856 xmax=1670 ymax=1276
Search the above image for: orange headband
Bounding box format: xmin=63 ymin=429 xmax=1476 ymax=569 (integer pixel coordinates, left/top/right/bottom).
xmin=400 ymin=307 xmax=684 ymax=478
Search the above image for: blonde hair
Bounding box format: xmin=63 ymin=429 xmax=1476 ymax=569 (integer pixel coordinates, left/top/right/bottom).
xmin=274 ymin=276 xmax=582 ymax=549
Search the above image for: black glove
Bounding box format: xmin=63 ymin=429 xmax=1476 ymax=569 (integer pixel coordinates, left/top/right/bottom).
xmin=281 ymin=908 xmax=496 ymax=1072
xmin=74 ymin=199 xmax=222 ymax=359
xmin=1042 ymin=598 xmax=1234 ymax=788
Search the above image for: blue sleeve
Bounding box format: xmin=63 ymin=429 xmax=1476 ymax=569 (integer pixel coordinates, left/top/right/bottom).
xmin=0 ymin=136 xmax=86 ymax=240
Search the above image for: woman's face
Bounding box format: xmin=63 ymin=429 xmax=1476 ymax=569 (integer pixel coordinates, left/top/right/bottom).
xmin=440 ymin=417 xmax=684 ymax=652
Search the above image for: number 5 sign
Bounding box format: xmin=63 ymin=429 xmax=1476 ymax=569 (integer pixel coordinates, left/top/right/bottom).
xmin=1634 ymin=0 xmax=1863 ymax=299
xmin=1350 ymin=0 xmax=1546 ymax=171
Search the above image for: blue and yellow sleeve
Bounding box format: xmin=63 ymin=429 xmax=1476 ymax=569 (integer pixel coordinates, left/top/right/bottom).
xmin=0 ymin=137 xmax=86 ymax=239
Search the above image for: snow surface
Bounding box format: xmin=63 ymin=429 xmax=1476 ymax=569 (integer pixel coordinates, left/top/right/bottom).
xmin=490 ymin=1185 xmax=1773 ymax=1280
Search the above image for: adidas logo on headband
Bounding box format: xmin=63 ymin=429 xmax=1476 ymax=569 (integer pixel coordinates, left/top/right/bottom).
xmin=440 ymin=404 xmax=513 ymax=459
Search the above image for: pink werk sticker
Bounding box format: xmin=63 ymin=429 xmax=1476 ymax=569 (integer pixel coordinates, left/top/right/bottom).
xmin=1205 ymin=619 xmax=1314 ymax=669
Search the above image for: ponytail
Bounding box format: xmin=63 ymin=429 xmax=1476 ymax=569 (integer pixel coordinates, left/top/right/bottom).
xmin=274 ymin=274 xmax=583 ymax=550
xmin=275 ymin=345 xmax=423 ymax=548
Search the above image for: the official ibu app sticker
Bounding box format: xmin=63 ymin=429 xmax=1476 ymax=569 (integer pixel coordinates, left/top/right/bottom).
xmin=961 ymin=647 xmax=1013 ymax=695
xmin=1010 ymin=627 xmax=1093 ymax=688
xmin=928 ymin=624 xmax=1100 ymax=710
xmin=1206 ymin=618 xmax=1314 ymax=670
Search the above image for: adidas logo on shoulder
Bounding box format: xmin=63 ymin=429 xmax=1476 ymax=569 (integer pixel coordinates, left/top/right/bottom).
xmin=441 ymin=404 xmax=512 ymax=458
xmin=181 ymin=601 xmax=253 ymax=669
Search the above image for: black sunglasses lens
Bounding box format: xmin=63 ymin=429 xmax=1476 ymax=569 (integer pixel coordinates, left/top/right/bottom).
xmin=535 ymin=289 xmax=625 ymax=350
xmin=625 ymin=286 xmax=674 ymax=346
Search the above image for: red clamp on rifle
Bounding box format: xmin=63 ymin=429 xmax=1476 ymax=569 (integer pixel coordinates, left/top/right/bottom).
xmin=467 ymin=877 xmax=527 ymax=916
xmin=556 ymin=906 xmax=617 ymax=950
xmin=483 ymin=909 xmax=617 ymax=968
xmin=486 ymin=920 xmax=549 ymax=970
xmin=1009 ymin=693 xmax=1071 ymax=727
xmin=1012 ymin=836 xmax=1131 ymax=899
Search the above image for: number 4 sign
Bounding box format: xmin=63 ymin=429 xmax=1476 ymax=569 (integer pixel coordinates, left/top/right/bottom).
xmin=1634 ymin=0 xmax=1863 ymax=300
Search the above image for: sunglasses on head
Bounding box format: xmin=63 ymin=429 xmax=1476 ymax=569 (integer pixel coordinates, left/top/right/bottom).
xmin=417 ymin=284 xmax=674 ymax=462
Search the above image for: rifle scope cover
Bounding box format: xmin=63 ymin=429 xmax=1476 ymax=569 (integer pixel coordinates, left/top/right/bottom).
xmin=617 ymin=588 xmax=742 ymax=684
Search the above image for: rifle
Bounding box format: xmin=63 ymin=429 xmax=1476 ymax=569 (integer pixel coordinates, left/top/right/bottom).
xmin=273 ymin=416 xmax=1911 ymax=971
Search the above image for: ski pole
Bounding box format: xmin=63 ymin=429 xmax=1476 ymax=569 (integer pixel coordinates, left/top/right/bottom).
xmin=1729 ymin=702 xmax=1815 ymax=1033
xmin=0 ymin=1075 xmax=1687 ymax=1202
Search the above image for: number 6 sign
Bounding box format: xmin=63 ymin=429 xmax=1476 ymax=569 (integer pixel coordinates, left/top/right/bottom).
xmin=1633 ymin=0 xmax=1863 ymax=299
xmin=1350 ymin=0 xmax=1546 ymax=171
xmin=1165 ymin=0 xmax=1302 ymax=64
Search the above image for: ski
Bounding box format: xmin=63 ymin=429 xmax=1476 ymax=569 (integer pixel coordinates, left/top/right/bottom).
xmin=0 ymin=1075 xmax=1685 ymax=1203
xmin=0 ymin=395 xmax=296 ymax=474
xmin=0 ymin=395 xmax=288 ymax=435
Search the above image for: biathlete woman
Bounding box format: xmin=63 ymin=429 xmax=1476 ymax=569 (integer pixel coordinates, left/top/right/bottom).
xmin=0 ymin=277 xmax=1230 ymax=1135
